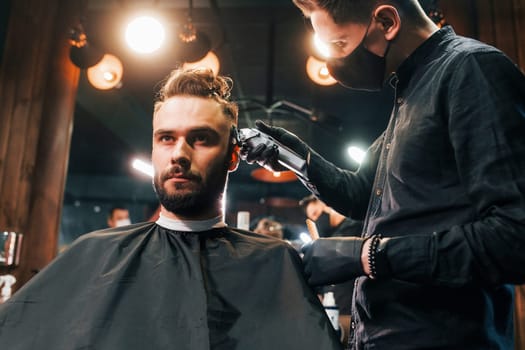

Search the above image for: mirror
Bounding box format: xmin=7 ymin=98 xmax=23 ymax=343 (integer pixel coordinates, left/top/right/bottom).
xmin=0 ymin=232 xmax=23 ymax=266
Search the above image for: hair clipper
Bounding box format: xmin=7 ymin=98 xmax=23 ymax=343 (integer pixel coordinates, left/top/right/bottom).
xmin=236 ymin=128 xmax=307 ymax=179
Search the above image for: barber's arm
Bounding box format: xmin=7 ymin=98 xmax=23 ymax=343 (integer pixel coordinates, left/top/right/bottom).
xmin=240 ymin=120 xmax=380 ymax=218
xmin=301 ymin=236 xmax=374 ymax=286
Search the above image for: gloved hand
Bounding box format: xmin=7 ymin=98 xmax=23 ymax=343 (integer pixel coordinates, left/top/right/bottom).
xmin=240 ymin=120 xmax=310 ymax=172
xmin=301 ymin=237 xmax=366 ymax=286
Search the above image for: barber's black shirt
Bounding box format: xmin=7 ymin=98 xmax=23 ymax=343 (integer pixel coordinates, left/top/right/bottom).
xmin=310 ymin=26 xmax=525 ymax=349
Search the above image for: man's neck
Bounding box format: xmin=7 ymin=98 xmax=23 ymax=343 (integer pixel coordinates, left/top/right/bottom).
xmin=156 ymin=213 xmax=226 ymax=232
xmin=386 ymin=20 xmax=439 ymax=76
xmin=159 ymin=205 xmax=221 ymax=221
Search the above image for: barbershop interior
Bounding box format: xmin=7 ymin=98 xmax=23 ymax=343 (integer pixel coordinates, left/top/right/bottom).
xmin=1 ymin=0 xmax=525 ymax=348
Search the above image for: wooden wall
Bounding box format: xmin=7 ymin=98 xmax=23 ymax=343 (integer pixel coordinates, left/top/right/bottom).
xmin=0 ymin=0 xmax=86 ymax=289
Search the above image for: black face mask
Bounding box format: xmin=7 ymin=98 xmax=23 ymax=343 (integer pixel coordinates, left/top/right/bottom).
xmin=315 ymin=212 xmax=335 ymax=237
xmin=326 ymin=19 xmax=390 ymax=92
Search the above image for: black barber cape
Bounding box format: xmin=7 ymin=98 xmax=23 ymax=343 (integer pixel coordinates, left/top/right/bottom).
xmin=0 ymin=221 xmax=342 ymax=350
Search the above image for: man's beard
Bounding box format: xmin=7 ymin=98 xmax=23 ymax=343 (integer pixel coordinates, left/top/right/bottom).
xmin=153 ymin=157 xmax=229 ymax=218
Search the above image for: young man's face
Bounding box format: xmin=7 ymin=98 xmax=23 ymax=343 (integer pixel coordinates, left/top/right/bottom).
xmin=108 ymin=209 xmax=130 ymax=228
xmin=152 ymin=96 xmax=234 ymax=220
xmin=305 ymin=200 xmax=327 ymax=221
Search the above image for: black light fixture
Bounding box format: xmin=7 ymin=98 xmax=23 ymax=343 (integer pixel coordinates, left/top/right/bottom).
xmin=175 ymin=0 xmax=220 ymax=74
xmin=69 ymin=22 xmax=124 ymax=90
xmin=69 ymin=24 xmax=104 ymax=69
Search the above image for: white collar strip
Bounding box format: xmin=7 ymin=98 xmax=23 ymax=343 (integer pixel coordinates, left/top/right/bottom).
xmin=156 ymin=213 xmax=226 ymax=232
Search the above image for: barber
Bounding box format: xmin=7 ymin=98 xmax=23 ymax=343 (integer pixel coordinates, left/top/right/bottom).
xmin=241 ymin=0 xmax=525 ymax=349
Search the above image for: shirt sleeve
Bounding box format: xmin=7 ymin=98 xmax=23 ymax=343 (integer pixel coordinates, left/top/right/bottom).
xmin=307 ymin=134 xmax=382 ymax=219
xmin=385 ymin=51 xmax=525 ymax=286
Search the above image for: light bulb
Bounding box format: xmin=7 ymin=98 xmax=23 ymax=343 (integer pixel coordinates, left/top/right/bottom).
xmin=87 ymin=54 xmax=123 ymax=90
xmin=306 ymin=56 xmax=337 ymax=86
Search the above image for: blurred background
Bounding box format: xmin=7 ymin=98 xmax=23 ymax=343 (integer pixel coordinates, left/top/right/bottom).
xmin=0 ymin=0 xmax=487 ymax=246
xmin=60 ymin=0 xmax=409 ymax=245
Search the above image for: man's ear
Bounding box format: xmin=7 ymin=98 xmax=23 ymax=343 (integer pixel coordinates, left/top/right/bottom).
xmin=228 ymin=145 xmax=240 ymax=171
xmin=374 ymin=5 xmax=401 ymax=41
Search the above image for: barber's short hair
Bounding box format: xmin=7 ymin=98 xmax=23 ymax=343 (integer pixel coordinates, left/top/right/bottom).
xmin=293 ymin=0 xmax=376 ymax=24
xmin=292 ymin=0 xmax=427 ymax=25
xmin=154 ymin=68 xmax=238 ymax=123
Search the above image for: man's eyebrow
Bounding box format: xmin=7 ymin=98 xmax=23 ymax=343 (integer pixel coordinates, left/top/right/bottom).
xmin=153 ymin=129 xmax=173 ymax=137
xmin=187 ymin=126 xmax=219 ymax=134
xmin=153 ymin=126 xmax=220 ymax=136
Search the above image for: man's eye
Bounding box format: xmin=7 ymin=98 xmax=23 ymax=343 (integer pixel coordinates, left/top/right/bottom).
xmin=190 ymin=134 xmax=210 ymax=145
xmin=332 ymin=41 xmax=346 ymax=49
xmin=159 ymin=135 xmax=173 ymax=143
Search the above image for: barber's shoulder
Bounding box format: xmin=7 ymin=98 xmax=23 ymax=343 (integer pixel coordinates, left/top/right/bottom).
xmin=449 ymin=36 xmax=503 ymax=65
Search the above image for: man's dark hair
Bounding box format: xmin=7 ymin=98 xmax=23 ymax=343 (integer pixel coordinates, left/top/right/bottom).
xmin=108 ymin=205 xmax=127 ymax=219
xmin=299 ymin=194 xmax=320 ymax=214
xmin=292 ymin=0 xmax=428 ymax=25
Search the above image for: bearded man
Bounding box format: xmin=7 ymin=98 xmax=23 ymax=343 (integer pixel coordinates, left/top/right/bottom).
xmin=0 ymin=69 xmax=342 ymax=350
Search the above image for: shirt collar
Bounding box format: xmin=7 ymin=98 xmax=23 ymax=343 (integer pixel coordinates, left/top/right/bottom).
xmin=156 ymin=213 xmax=226 ymax=232
xmin=394 ymin=26 xmax=456 ymax=87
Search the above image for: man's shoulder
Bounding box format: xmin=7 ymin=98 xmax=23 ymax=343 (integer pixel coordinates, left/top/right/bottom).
xmin=224 ymin=227 xmax=298 ymax=252
xmin=444 ymin=32 xmax=504 ymax=65
xmin=71 ymin=222 xmax=156 ymax=247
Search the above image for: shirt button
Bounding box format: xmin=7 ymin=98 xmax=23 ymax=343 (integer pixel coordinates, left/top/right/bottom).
xmin=351 ymin=321 xmax=356 ymax=329
xmin=396 ymin=97 xmax=403 ymax=104
xmin=385 ymin=143 xmax=391 ymax=150
xmin=375 ymin=188 xmax=382 ymax=196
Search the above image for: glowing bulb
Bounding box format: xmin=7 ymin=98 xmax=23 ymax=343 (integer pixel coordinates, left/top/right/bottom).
xmin=306 ymin=56 xmax=337 ymax=86
xmin=87 ymin=54 xmax=123 ymax=90
xmin=273 ymin=172 xmax=281 ymax=177
xmin=299 ymin=232 xmax=313 ymax=243
xmin=318 ymin=66 xmax=330 ymax=78
xmin=103 ymin=71 xmax=116 ymax=82
xmin=132 ymin=158 xmax=154 ymax=177
xmin=347 ymin=146 xmax=366 ymax=164
xmin=125 ymin=16 xmax=165 ymax=54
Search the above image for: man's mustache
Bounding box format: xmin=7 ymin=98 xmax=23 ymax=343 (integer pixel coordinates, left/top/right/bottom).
xmin=160 ymin=165 xmax=202 ymax=183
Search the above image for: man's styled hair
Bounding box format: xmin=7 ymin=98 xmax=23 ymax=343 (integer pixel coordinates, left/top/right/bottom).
xmin=292 ymin=0 xmax=428 ymax=25
xmin=154 ymin=68 xmax=239 ymax=123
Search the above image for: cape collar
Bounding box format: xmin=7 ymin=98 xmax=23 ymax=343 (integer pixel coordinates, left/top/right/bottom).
xmin=156 ymin=213 xmax=226 ymax=232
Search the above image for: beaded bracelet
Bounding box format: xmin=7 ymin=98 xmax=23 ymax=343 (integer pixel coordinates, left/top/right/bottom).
xmin=367 ymin=234 xmax=382 ymax=279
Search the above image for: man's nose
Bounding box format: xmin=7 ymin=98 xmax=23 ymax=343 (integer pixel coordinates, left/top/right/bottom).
xmin=170 ymin=139 xmax=192 ymax=165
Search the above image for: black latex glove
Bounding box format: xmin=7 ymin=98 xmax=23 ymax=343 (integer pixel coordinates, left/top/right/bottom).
xmin=240 ymin=120 xmax=310 ymax=172
xmin=301 ymin=237 xmax=366 ymax=286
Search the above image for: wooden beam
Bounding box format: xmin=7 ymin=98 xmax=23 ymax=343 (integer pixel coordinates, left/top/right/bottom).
xmin=0 ymin=0 xmax=86 ymax=289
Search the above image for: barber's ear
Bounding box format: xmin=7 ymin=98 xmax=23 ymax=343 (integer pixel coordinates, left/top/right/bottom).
xmin=374 ymin=5 xmax=400 ymax=41
xmin=228 ymin=145 xmax=240 ymax=171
